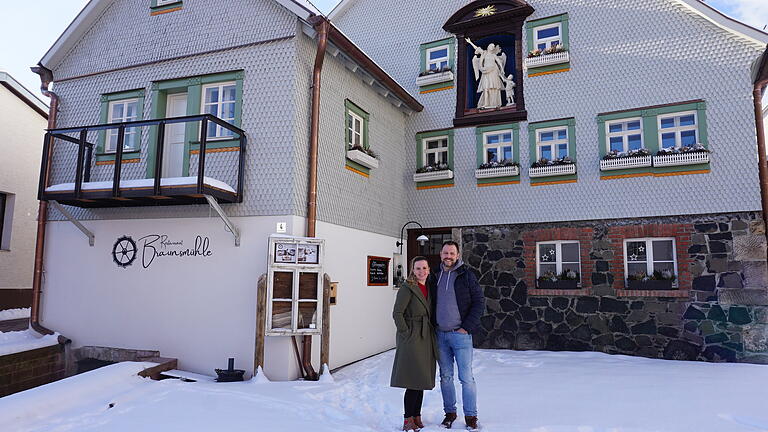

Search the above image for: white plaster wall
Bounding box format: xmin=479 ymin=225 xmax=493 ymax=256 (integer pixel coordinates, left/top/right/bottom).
xmin=40 ymin=214 xmax=400 ymax=380
xmin=0 ymin=85 xmax=46 ymax=290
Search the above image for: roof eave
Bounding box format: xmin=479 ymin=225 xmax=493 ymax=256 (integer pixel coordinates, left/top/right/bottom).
xmin=0 ymin=71 xmax=49 ymax=118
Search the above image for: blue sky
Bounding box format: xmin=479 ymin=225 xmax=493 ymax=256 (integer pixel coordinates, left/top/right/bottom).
xmin=1 ymin=0 xmax=765 ymax=102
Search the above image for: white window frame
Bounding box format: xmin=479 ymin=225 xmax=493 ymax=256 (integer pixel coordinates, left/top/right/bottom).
xmin=426 ymin=45 xmax=450 ymax=71
xmin=533 ymin=23 xmax=562 ymax=51
xmin=535 ymin=126 xmax=569 ymax=160
xmin=156 ymin=0 xmax=178 ymax=5
xmin=482 ymin=130 xmax=514 ymax=163
xmin=347 ymin=110 xmax=364 ymax=148
xmin=657 ymin=110 xmax=698 ymax=149
xmin=422 ymin=135 xmax=449 ymax=167
xmin=0 ymin=192 xmax=12 ymax=251
xmin=106 ymin=98 xmax=139 ymax=153
xmin=623 ymin=237 xmax=678 ymax=284
xmin=201 ymin=81 xmax=237 ymax=140
xmin=606 ymin=117 xmax=644 ymax=153
xmin=535 ymin=240 xmax=581 ymax=279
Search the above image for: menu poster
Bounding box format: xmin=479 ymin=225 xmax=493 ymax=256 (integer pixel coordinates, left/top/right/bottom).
xmin=274 ymin=243 xmax=297 ymax=263
xmin=367 ymin=256 xmax=391 ymax=286
xmin=297 ymin=244 xmax=319 ymax=264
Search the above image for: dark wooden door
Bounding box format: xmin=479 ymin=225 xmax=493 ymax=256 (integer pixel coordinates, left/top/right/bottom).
xmin=407 ymin=228 xmax=454 ymax=273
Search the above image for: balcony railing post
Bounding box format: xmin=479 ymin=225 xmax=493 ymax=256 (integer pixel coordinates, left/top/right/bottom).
xmin=74 ymin=129 xmax=88 ymax=198
xmin=154 ymin=121 xmax=166 ymax=196
xmin=237 ymin=134 xmax=247 ymax=202
xmin=198 ymin=118 xmax=208 ymax=194
xmin=38 ymin=132 xmax=52 ymax=200
xmin=112 ymin=125 xmax=125 ymax=197
xmin=84 ymin=141 xmax=93 ymax=183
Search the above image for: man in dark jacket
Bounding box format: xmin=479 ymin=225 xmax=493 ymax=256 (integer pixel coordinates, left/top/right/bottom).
xmin=430 ymin=240 xmax=485 ymax=430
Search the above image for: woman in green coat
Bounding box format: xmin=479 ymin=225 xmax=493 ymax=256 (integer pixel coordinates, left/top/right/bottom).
xmin=391 ymin=256 xmax=439 ymax=431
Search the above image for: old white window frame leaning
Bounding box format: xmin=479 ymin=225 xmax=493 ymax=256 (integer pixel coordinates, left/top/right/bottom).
xmin=533 ymin=22 xmax=562 ymax=51
xmin=201 ymin=81 xmax=237 ymax=140
xmin=535 ymin=240 xmax=581 ymax=278
xmin=657 ymin=110 xmax=698 ymax=149
xmin=535 ymin=126 xmax=569 ymax=160
xmin=606 ymin=117 xmax=644 ymax=153
xmin=623 ymin=237 xmax=678 ymax=283
xmin=482 ymin=129 xmax=514 ymax=163
xmin=422 ymin=135 xmax=450 ymax=166
xmin=426 ymin=45 xmax=450 ymax=71
xmin=106 ymin=98 xmax=139 ymax=153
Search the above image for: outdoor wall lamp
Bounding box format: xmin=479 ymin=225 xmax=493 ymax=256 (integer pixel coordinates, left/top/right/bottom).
xmin=394 ymin=221 xmax=429 ymax=285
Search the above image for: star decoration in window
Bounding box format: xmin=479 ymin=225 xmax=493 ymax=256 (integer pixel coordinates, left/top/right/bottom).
xmin=638 ymin=246 xmax=645 ymax=252
xmin=541 ymin=255 xmax=550 ymax=261
xmin=629 ymin=254 xmax=638 ymax=261
xmin=549 ymin=249 xmax=555 ymax=255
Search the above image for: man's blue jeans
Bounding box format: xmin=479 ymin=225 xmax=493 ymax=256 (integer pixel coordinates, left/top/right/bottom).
xmin=436 ymin=330 xmax=477 ymax=417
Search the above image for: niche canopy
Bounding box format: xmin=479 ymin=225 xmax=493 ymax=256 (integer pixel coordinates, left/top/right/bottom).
xmin=443 ymin=0 xmax=534 ymax=127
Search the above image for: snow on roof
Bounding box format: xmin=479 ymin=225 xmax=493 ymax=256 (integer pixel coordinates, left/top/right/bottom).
xmin=0 ymin=329 xmax=59 ymax=356
xmin=0 ymin=308 xmax=31 ymax=321
xmin=0 ymin=71 xmax=49 ymax=118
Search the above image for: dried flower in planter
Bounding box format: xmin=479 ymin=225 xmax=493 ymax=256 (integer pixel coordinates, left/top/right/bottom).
xmin=537 ymin=269 xmax=580 ymax=282
xmin=626 ymin=270 xmax=676 ymax=282
xmin=415 ymin=162 xmax=450 ymax=174
xmin=602 ymin=148 xmax=651 ymax=160
xmin=527 ymin=44 xmax=566 ymax=58
xmin=656 ymin=143 xmax=709 ymax=156
xmin=418 ymin=66 xmax=453 ymax=77
xmin=478 ymin=159 xmax=520 ymax=170
xmin=531 ymin=156 xmax=574 ymax=168
xmin=348 ymin=144 xmax=378 ymax=159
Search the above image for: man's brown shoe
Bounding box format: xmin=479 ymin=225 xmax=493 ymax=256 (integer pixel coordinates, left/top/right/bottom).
xmin=403 ymin=416 xmax=419 ymax=431
xmin=441 ymin=413 xmax=457 ymax=428
xmin=465 ymin=416 xmax=479 ymax=430
xmin=414 ymin=416 xmax=425 ymax=429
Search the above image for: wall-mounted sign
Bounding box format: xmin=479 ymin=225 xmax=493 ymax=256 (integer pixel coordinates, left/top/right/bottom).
xmin=112 ymin=234 xmax=213 ymax=269
xmin=276 ymin=222 xmax=287 ymax=233
xmin=367 ymin=256 xmax=391 ymax=286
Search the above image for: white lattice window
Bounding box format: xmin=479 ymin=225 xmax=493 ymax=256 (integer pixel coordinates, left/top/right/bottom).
xmin=658 ymin=111 xmax=697 ymax=149
xmin=533 ymin=23 xmax=561 ymax=51
xmin=536 ymin=241 xmax=580 ymax=278
xmin=624 ymin=238 xmax=677 ymax=279
xmin=423 ymin=136 xmax=449 ymax=166
xmin=536 ymin=127 xmax=568 ymax=160
xmin=607 ymin=118 xmax=643 ymax=153
xmin=202 ymin=82 xmax=237 ymax=139
xmin=483 ymin=130 xmax=514 ymax=163
xmin=106 ymin=99 xmax=139 ymax=153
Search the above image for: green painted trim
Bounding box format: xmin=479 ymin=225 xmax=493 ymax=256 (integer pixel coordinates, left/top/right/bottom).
xmin=476 ymin=175 xmax=519 ymax=185
xmin=345 ymin=159 xmax=370 ymax=175
xmin=98 ymin=89 xmax=145 ymax=155
xmin=420 ymin=37 xmax=455 ymax=74
xmin=415 ymin=178 xmax=454 ymax=188
xmin=145 ymin=70 xmax=244 ymax=178
xmin=697 ymin=102 xmax=709 ymax=147
xmin=419 ymin=82 xmax=455 ymax=92
xmin=653 ymin=163 xmax=710 ymax=175
xmin=95 ymin=151 xmax=142 ymax=162
xmin=528 ymin=118 xmax=577 ymax=166
xmin=526 ymin=62 xmax=571 ymax=74
xmin=345 ymin=99 xmax=370 ymax=150
xmin=599 ymin=167 xmax=653 ymax=178
xmin=530 ymin=173 xmax=577 ymax=185
xmin=416 ymin=129 xmax=455 ymax=169
xmin=526 ymin=13 xmax=569 ymax=52
xmin=151 ymin=1 xmax=182 ymax=12
xmin=475 ymin=123 xmax=520 ymax=168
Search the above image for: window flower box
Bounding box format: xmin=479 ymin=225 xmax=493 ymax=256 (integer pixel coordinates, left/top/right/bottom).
xmin=652 ymin=149 xmax=710 ymax=167
xmin=524 ymin=50 xmax=570 ymax=69
xmin=537 ymin=279 xmax=579 ymax=289
xmin=414 ymin=169 xmax=454 ymax=182
xmin=346 ymin=149 xmax=379 ymax=170
xmin=475 ymin=165 xmax=520 ymax=179
xmin=627 ymin=280 xmax=673 ymax=290
xmin=600 ymin=155 xmax=652 ymax=171
xmin=416 ymin=70 xmax=455 ymax=87
xmin=529 ymin=163 xmax=576 ymax=178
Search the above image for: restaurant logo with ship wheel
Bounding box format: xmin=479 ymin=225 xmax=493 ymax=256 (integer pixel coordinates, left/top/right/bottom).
xmin=112 ymin=235 xmax=137 ymax=268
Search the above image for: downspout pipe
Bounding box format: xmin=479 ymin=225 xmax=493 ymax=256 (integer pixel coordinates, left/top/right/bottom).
xmin=752 ymin=80 xmax=768 ymax=246
xmin=298 ymin=16 xmax=329 ymax=382
xmin=29 ymin=65 xmax=63 ymax=340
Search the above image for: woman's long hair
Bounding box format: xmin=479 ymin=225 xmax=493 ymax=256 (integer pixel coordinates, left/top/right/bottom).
xmin=405 ymin=256 xmax=430 ymax=286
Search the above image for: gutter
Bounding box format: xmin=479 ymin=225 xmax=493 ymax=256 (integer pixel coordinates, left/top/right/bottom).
xmin=752 ymin=46 xmax=768 ymax=246
xmin=29 ymin=65 xmax=68 ymax=344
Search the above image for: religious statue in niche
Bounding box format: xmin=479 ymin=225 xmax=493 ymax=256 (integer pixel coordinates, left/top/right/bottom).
xmin=466 ymin=37 xmax=512 ymax=109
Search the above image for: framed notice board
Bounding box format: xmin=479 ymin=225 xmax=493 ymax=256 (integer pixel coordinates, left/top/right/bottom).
xmin=367 ymin=256 xmax=391 ymax=286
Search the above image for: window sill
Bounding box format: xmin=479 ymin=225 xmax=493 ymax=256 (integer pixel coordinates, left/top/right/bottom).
xmin=616 ymin=289 xmax=690 ymax=298
xmin=151 ymin=1 xmax=182 ymax=15
xmin=652 ymin=152 xmax=710 ymax=167
xmin=600 ymin=155 xmax=652 ymax=171
xmin=416 ymin=71 xmax=454 ymax=87
xmin=529 ymin=288 xmax=589 ymax=296
xmin=529 ymin=164 xmax=576 ymax=178
xmin=474 ymin=165 xmax=520 ymax=179
xmin=413 ymin=170 xmax=453 ymax=183
xmin=96 ymin=150 xmax=141 ymax=162
xmin=346 ymin=149 xmax=379 ymax=170
xmin=524 ymin=51 xmax=570 ymax=69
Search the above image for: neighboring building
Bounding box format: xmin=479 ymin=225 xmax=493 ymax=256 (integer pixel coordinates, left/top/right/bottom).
xmin=332 ymin=0 xmax=768 ymax=362
xmin=0 ymin=72 xmax=48 ymax=311
xmin=32 ymin=0 xmax=768 ymax=383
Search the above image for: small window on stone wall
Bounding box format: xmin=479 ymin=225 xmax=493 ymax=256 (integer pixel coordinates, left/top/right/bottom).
xmin=536 ymin=240 xmax=580 ymax=288
xmin=624 ymin=238 xmax=678 ymax=290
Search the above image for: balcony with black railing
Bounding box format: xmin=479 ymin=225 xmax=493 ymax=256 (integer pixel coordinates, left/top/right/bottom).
xmin=38 ymin=115 xmax=246 ymax=208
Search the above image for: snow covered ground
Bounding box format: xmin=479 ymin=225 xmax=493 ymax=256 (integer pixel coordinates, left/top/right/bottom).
xmin=0 ymin=308 xmax=30 ymax=321
xmin=0 ymin=329 xmax=59 ymax=356
xmin=2 ymin=349 xmax=768 ymax=432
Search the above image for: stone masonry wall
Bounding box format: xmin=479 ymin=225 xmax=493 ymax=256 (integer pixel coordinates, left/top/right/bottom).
xmin=462 ymin=212 xmax=768 ymax=363
xmin=0 ymin=344 xmax=66 ymax=397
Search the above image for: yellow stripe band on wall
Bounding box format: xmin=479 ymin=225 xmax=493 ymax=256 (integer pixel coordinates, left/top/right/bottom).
xmin=600 ymin=172 xmax=654 ymax=180
xmin=531 ymin=179 xmax=578 ymax=186
xmin=151 ymin=6 xmax=182 ymax=15
xmin=345 ymin=165 xmax=369 ymax=178
xmin=528 ymin=68 xmax=570 ymax=77
xmin=420 ymin=86 xmax=454 ymax=94
xmin=190 ymin=146 xmax=240 ymax=155
xmin=477 ymin=180 xmax=520 ymax=187
xmin=653 ymin=169 xmax=710 ymax=177
xmin=96 ymin=159 xmax=140 ymax=166
xmin=416 ymin=183 xmax=454 ymax=190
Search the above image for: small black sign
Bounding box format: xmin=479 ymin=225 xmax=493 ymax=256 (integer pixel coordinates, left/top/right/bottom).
xmin=367 ymin=256 xmax=391 ymax=286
